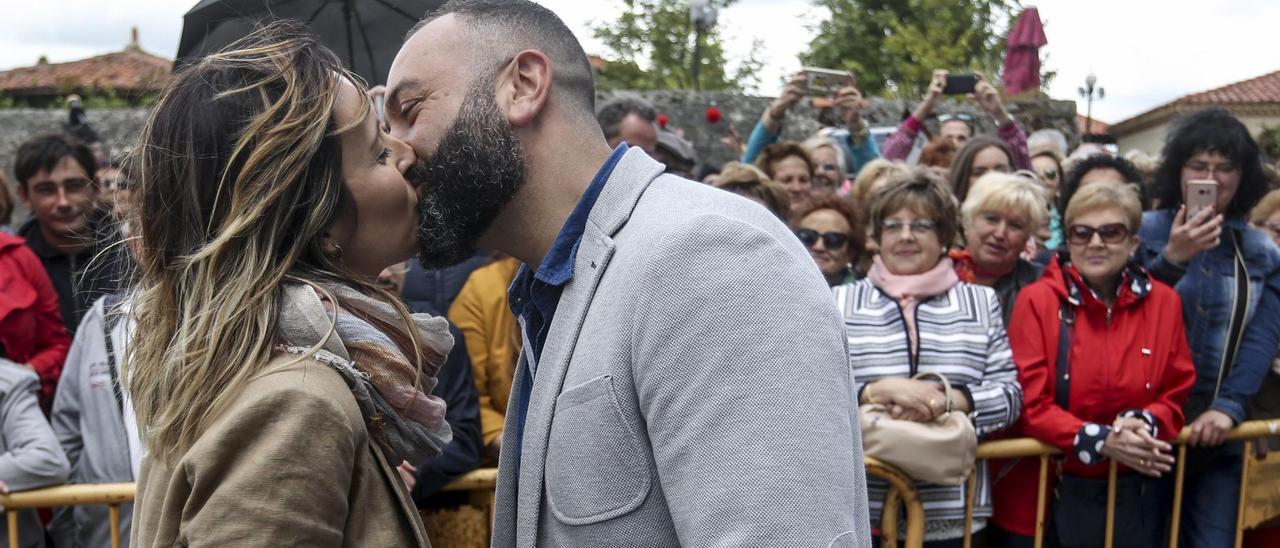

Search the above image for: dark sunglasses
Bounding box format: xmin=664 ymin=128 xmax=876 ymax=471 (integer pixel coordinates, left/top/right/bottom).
xmin=795 ymin=229 xmax=849 ymax=249
xmin=1067 ymin=223 xmax=1130 ymax=245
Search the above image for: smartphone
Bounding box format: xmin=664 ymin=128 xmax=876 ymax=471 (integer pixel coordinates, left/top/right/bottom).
xmin=942 ymin=74 xmax=978 ymax=95
xmin=1186 ymin=179 xmax=1218 ymax=219
xmin=802 ymin=67 xmax=852 ymax=96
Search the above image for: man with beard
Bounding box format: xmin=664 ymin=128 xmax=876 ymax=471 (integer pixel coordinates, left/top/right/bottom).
xmin=386 ymin=1 xmax=869 ymax=545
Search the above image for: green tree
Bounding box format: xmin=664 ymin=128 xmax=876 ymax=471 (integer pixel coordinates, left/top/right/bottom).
xmin=590 ymin=0 xmax=763 ymax=92
xmin=800 ymin=0 xmax=1019 ymax=98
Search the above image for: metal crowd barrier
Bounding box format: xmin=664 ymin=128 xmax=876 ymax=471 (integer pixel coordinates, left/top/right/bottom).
xmin=877 ymin=419 xmax=1280 ymax=548
xmin=0 ymin=468 xmax=500 ymax=548
xmin=2 ymin=420 xmax=1276 ymax=548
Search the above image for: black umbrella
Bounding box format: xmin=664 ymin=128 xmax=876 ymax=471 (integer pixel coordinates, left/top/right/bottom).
xmin=175 ymin=0 xmax=443 ymax=85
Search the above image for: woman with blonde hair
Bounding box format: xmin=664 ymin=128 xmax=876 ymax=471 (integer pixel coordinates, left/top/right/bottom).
xmin=127 ymin=22 xmax=448 ymax=546
xmin=953 ymin=172 xmax=1048 ymax=323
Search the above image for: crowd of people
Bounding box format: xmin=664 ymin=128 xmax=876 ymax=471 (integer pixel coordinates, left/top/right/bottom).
xmin=1 ymin=0 xmax=1280 ymax=546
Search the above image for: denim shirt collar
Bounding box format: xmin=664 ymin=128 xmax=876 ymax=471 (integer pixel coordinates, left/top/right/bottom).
xmin=531 ymin=143 xmax=629 ymax=286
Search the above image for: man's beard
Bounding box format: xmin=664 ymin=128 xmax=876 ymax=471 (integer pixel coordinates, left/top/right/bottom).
xmin=413 ymin=77 xmax=524 ymax=269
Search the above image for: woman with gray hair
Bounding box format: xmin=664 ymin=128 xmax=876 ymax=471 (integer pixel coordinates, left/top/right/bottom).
xmin=952 ymin=172 xmax=1049 ymax=323
xmin=803 ymin=134 xmax=849 ymax=197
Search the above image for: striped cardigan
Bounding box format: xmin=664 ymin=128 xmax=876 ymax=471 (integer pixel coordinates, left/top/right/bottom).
xmin=836 ymin=279 xmax=1022 ymax=527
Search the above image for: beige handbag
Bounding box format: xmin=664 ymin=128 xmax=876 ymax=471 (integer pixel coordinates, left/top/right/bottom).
xmin=859 ymin=372 xmax=977 ymax=485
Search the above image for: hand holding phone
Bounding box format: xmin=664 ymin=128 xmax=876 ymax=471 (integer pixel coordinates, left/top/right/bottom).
xmin=1185 ymin=179 xmax=1218 ymax=220
xmin=802 ymin=66 xmax=853 ymax=96
xmin=942 ymin=74 xmax=977 ymax=95
xmin=1165 ymin=179 xmax=1224 ymax=265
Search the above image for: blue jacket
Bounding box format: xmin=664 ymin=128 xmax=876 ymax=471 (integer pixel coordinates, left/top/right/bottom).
xmin=1138 ymin=209 xmax=1280 ymax=423
xmin=740 ymin=120 xmax=880 ymax=177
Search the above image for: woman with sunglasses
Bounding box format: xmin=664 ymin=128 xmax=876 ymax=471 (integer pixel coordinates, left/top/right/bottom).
xmin=795 ymin=198 xmax=860 ymax=285
xmin=1030 ymin=150 xmax=1064 ymax=249
xmin=837 ymin=168 xmax=1021 ymax=546
xmin=990 ymin=181 xmax=1195 ymax=547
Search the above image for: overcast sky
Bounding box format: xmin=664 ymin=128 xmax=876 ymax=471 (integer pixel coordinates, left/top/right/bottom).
xmin=1 ymin=0 xmax=1275 ymax=124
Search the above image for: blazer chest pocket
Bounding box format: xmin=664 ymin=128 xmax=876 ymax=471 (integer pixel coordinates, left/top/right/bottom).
xmin=545 ymin=374 xmax=651 ymax=525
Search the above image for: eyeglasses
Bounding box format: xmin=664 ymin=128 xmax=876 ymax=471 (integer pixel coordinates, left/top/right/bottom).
xmin=1067 ymin=223 xmax=1130 ymax=245
xmin=938 ymin=113 xmax=974 ymax=123
xmin=795 ymin=229 xmax=849 ymax=249
xmin=1184 ymin=161 xmax=1238 ymax=178
xmin=881 ymin=219 xmax=937 ymax=236
xmin=1037 ymin=167 xmax=1059 ymax=181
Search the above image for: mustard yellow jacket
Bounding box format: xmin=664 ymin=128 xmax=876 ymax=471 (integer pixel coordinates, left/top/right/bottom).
xmin=448 ymin=257 xmax=520 ymax=448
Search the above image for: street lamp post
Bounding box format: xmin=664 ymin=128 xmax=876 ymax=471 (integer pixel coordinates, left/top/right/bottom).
xmin=688 ymin=0 xmax=718 ymax=91
xmin=1077 ymin=73 xmax=1105 ymax=136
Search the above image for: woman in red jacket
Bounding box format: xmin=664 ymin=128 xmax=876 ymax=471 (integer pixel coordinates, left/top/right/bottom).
xmin=0 ymin=232 xmax=71 ymax=413
xmin=990 ymin=181 xmax=1196 ymax=548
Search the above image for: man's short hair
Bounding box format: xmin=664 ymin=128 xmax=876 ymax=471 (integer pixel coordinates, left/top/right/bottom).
xmin=14 ymin=133 xmax=96 ymax=189
xmin=414 ymin=0 xmax=596 ymax=114
xmin=596 ymin=95 xmax=657 ymax=143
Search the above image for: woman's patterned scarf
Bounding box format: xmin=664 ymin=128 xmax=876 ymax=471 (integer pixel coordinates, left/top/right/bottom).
xmin=277 ymin=283 xmax=453 ymax=465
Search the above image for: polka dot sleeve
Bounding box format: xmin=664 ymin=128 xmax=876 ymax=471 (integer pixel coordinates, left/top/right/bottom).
xmin=1072 ymin=422 xmax=1112 ymax=465
xmin=1118 ymin=409 xmax=1158 ymax=437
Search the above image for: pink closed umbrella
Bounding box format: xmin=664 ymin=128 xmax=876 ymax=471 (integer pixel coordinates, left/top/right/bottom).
xmin=1002 ymin=7 xmax=1048 ymax=96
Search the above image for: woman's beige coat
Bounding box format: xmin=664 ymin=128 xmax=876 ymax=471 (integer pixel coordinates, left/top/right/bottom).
xmin=131 ymin=354 xmax=429 ymax=547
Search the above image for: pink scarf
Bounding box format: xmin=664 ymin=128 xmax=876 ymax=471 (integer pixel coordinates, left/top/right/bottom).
xmin=868 ymin=255 xmax=960 ymax=354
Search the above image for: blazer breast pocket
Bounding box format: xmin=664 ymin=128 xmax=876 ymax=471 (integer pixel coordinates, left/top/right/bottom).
xmin=545 ymin=374 xmax=652 ymax=525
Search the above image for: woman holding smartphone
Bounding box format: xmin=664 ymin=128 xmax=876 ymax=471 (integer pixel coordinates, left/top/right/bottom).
xmin=1137 ymin=107 xmax=1280 ymax=547
xmin=127 ymin=22 xmax=451 ymax=546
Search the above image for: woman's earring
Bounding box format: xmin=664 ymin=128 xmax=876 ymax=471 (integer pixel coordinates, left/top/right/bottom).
xmin=321 ymin=237 xmax=343 ymax=260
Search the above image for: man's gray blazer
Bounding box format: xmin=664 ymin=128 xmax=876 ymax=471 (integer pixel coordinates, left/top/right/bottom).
xmin=491 ymin=148 xmax=870 ymax=547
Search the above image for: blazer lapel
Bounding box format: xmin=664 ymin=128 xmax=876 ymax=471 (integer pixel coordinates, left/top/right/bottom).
xmin=491 ymin=348 xmax=529 ymax=547
xmin=515 ymin=224 xmax=615 ymax=542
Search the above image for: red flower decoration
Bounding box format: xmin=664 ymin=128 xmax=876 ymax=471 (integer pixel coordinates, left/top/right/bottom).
xmin=656 ymin=114 xmax=669 ymax=128
xmin=705 ymin=106 xmax=722 ymax=124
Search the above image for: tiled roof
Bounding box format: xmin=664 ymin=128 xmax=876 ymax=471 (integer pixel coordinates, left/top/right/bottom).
xmin=1179 ymin=70 xmax=1280 ymax=104
xmin=0 ymin=47 xmax=173 ymax=96
xmin=1111 ymin=69 xmax=1280 ymax=136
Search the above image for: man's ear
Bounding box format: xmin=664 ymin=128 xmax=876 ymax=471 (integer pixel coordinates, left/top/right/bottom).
xmin=498 ymin=50 xmax=552 ymax=128
xmin=14 ymin=182 xmax=30 ymax=209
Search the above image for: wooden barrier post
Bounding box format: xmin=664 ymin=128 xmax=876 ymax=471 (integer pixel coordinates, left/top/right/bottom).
xmin=1104 ymin=460 xmax=1118 ymax=548
xmin=110 ymin=504 xmax=122 ymax=548
xmin=6 ymin=512 xmax=17 ymax=548
xmin=881 ymin=488 xmax=902 ymax=548
xmin=962 ymin=473 xmax=977 ymax=548
xmin=865 ymin=458 xmax=926 ymax=548
xmin=1035 ymin=454 xmax=1049 ymax=548
xmin=1235 ymin=439 xmax=1254 ymax=548
xmin=1170 ymin=444 xmax=1188 ymax=548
